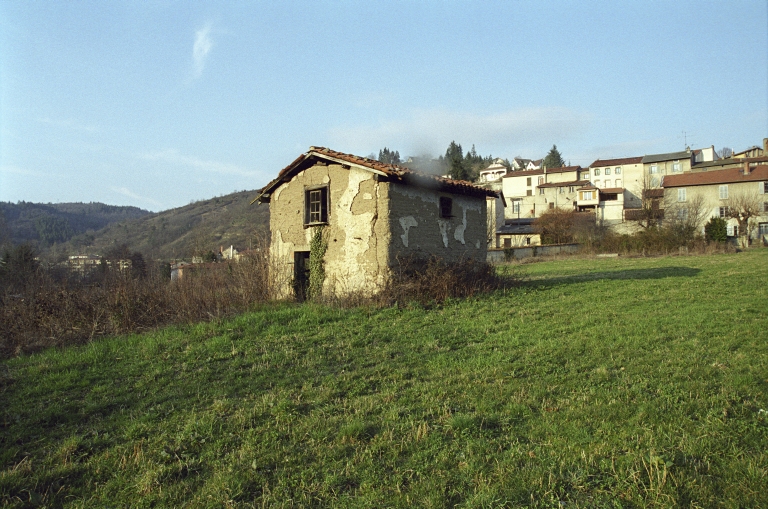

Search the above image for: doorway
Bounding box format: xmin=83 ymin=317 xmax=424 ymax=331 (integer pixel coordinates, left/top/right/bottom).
xmin=293 ymin=251 xmax=310 ymax=301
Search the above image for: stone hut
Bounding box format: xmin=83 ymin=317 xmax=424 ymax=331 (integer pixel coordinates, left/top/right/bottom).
xmin=254 ymin=147 xmax=498 ymax=299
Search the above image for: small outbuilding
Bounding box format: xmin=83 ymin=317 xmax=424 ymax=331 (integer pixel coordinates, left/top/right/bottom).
xmin=254 ymin=147 xmax=498 ymax=299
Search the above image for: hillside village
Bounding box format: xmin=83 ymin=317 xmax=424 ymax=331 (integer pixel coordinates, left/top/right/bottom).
xmin=477 ymin=138 xmax=768 ymax=249
xmin=3 ymin=139 xmax=766 ymax=285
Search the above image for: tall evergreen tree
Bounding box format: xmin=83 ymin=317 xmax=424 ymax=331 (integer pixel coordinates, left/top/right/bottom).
xmin=543 ymin=145 xmax=565 ymax=169
xmin=378 ymin=147 xmax=401 ymax=165
xmin=445 ymin=141 xmax=471 ymax=181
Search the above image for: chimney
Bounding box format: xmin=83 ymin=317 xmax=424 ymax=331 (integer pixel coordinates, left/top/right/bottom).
xmin=743 ymin=160 xmax=751 ymax=175
xmin=763 ymin=138 xmax=768 ymax=154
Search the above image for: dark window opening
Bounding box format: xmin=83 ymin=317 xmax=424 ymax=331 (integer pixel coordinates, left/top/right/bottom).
xmin=304 ymin=186 xmax=328 ymax=225
xmin=440 ymin=197 xmax=453 ymax=218
xmin=504 ymin=238 xmax=511 ymax=248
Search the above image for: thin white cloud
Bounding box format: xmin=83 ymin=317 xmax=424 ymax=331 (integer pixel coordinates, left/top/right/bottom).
xmin=192 ymin=24 xmax=213 ymax=78
xmin=37 ymin=117 xmax=97 ymax=133
xmin=110 ymin=186 xmax=163 ymax=209
xmin=138 ymin=149 xmax=258 ymax=178
xmin=0 ymin=164 xmax=58 ymax=178
xmin=327 ymin=107 xmax=590 ymax=158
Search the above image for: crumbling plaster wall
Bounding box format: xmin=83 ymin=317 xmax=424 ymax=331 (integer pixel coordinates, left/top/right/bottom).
xmin=387 ymin=184 xmax=487 ymax=263
xmin=269 ymin=162 xmax=391 ymax=298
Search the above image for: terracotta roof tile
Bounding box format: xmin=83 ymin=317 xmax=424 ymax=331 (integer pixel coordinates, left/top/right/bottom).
xmin=662 ymin=165 xmax=768 ymax=188
xmin=255 ymin=147 xmax=497 ymax=203
xmin=642 ymin=151 xmax=691 ymax=164
xmin=600 ymin=187 xmax=624 ymax=194
xmin=589 ymin=156 xmax=643 ymax=168
xmin=503 ymin=165 xmax=581 ymax=177
xmin=537 ymin=179 xmax=585 ymax=188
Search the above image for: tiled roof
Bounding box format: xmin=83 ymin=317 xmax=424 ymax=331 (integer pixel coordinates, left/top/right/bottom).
xmin=589 ymin=156 xmax=643 ymax=168
xmin=537 ymin=179 xmax=585 ymax=188
xmin=497 ymin=218 xmax=536 ymax=235
xmin=692 ymin=155 xmax=768 ymax=170
xmin=642 ymin=151 xmax=691 ymax=164
xmin=255 ymin=147 xmax=498 ymax=202
xmin=600 ymin=187 xmax=624 ymax=194
xmin=733 ymin=145 xmax=762 ymax=156
xmin=662 ymin=165 xmax=768 ymax=188
xmin=503 ymin=165 xmax=581 ymax=177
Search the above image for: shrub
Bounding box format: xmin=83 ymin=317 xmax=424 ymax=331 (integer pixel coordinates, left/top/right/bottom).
xmin=0 ymin=238 xmax=274 ymax=359
xmin=704 ymin=217 xmax=728 ymax=242
xmin=0 ymin=243 xmax=40 ymax=293
xmin=533 ymin=209 xmax=575 ymax=245
xmin=379 ymin=256 xmax=512 ymax=307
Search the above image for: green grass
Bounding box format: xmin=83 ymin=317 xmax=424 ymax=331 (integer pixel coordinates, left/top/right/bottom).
xmin=2 ymin=251 xmax=767 ymax=508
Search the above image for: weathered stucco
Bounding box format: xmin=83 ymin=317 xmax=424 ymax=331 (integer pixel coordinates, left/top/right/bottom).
xmin=387 ymin=184 xmax=487 ymax=263
xmin=269 ymin=160 xmax=488 ymax=298
xmin=269 ymin=162 xmax=391 ymax=298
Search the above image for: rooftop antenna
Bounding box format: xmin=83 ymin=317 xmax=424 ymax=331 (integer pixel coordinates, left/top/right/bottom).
xmin=680 ymin=131 xmax=695 ymax=150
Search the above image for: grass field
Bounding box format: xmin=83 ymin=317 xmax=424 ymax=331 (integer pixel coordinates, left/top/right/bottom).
xmin=1 ymin=250 xmax=767 ymax=507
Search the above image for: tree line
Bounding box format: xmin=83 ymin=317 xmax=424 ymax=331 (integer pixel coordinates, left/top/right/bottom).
xmin=376 ymin=143 xmax=568 ymax=181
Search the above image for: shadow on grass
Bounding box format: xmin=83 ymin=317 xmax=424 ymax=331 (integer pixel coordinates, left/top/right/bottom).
xmin=522 ymin=266 xmax=702 ymax=289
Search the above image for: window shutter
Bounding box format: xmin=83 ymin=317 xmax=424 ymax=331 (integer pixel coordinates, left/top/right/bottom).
xmin=321 ymin=187 xmax=328 ymax=222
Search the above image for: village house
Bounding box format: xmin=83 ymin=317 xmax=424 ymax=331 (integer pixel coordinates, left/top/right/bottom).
xmin=495 ymin=218 xmax=540 ymax=248
xmin=66 ymin=254 xmax=101 ymax=275
xmin=477 ymin=159 xmax=508 ymax=185
xmin=642 ymin=150 xmax=694 ymax=188
xmin=661 ymin=161 xmax=768 ymax=245
xmin=254 ymin=147 xmax=497 ymax=299
xmin=732 ymin=139 xmax=766 ymax=159
xmin=501 ymin=165 xmax=584 ymax=219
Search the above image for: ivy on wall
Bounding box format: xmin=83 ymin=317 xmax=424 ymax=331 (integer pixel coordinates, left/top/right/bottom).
xmin=308 ymin=226 xmax=327 ymax=300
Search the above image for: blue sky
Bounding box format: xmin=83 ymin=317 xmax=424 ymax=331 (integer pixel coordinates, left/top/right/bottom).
xmin=1 ymin=1 xmax=766 ymax=212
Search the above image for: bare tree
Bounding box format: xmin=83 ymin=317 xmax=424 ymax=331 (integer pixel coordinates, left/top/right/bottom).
xmin=717 ymin=147 xmax=733 ymax=159
xmin=534 ymin=209 xmax=575 ymax=245
xmin=627 ymin=173 xmax=664 ymax=229
xmin=723 ymin=189 xmax=764 ymax=247
xmin=486 ymin=207 xmax=496 ymax=248
xmin=664 ymin=193 xmax=710 ymax=241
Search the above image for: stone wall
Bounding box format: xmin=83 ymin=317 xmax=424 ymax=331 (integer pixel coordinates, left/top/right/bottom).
xmin=487 ymin=243 xmax=580 ymax=262
xmin=387 ymin=183 xmax=487 ymax=264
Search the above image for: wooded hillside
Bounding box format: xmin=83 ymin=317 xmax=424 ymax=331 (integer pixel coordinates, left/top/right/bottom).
xmin=1 ymin=191 xmax=269 ymax=262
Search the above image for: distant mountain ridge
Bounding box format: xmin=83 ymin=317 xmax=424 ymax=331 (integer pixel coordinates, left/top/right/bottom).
xmin=1 ymin=191 xmax=270 ymax=261
xmin=0 ymin=201 xmax=151 ymax=247
xmin=64 ymin=190 xmax=269 ymax=261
